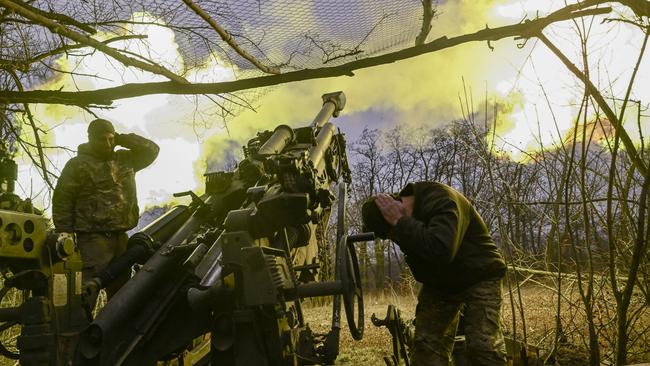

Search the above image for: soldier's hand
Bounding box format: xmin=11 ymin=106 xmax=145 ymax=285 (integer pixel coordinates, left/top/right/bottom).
xmin=375 ymin=193 xmax=406 ymax=226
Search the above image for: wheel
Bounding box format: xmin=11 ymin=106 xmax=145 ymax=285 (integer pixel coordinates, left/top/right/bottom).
xmin=334 ymin=234 xmax=364 ymax=340
xmin=0 ymin=287 xmax=20 ymax=360
xmin=335 ymin=181 xmax=346 ymax=246
xmin=333 ymin=181 xmax=364 ymax=340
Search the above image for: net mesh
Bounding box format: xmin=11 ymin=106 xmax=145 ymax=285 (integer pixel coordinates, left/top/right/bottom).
xmin=1 ymin=0 xmax=432 ymax=79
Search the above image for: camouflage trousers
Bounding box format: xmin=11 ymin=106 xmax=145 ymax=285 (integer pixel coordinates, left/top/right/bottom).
xmin=410 ymin=279 xmax=507 ymax=366
xmin=76 ymin=231 xmax=129 ymax=312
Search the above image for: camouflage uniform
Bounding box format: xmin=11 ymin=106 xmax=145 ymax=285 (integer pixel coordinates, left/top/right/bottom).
xmin=411 ymin=280 xmax=506 ymax=365
xmin=389 ymin=182 xmax=507 ymax=365
xmin=52 ymin=133 xmax=159 ymax=308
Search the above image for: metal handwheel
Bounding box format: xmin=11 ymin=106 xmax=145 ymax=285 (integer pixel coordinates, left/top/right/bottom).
xmin=335 ymin=233 xmax=365 ymax=340
xmin=333 ymin=181 xmax=366 ymax=340
xmin=0 ymin=286 xmax=20 ymax=360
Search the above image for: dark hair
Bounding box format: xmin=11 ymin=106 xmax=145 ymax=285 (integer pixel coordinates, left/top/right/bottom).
xmin=87 ymin=118 xmax=115 ymax=137
xmin=361 ymin=197 xmax=392 ymax=239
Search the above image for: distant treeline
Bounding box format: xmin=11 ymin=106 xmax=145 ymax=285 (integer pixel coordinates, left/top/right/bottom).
xmin=342 ymin=116 xmax=646 ymax=290
xmin=336 ymin=111 xmax=649 ymax=364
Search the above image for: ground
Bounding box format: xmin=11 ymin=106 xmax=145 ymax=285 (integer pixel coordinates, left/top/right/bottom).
xmin=302 ymin=281 xmax=650 ymax=365
xmin=302 ymin=292 xmax=417 ymax=366
xmin=1 ymin=282 xmax=648 ymax=365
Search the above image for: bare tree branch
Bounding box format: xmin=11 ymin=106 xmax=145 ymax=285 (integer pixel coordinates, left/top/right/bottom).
xmin=0 ymin=6 xmax=611 ymax=106
xmin=0 ymin=34 xmax=147 ymax=71
xmin=6 ymin=69 xmax=53 ymax=189
xmin=181 ymin=0 xmax=280 ymax=74
xmin=617 ymin=0 xmax=650 ymax=17
xmin=415 ymin=0 xmax=436 ymax=46
xmin=537 ymin=32 xmax=648 ymax=177
xmin=0 ymin=0 xmax=190 ymax=83
xmin=9 ymin=0 xmax=97 ymax=34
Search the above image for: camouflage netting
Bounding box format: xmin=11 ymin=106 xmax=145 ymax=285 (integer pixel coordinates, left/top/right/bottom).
xmin=0 ymin=0 xmax=437 ymax=190
xmin=0 ymin=0 xmax=432 ymax=79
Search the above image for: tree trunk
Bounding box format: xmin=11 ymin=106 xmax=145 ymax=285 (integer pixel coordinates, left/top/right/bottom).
xmin=374 ymin=239 xmax=385 ymax=293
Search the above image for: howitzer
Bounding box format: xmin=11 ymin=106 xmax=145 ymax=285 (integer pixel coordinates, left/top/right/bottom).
xmin=0 ymin=145 xmax=87 ymax=365
xmin=73 ymin=91 xmax=370 ymax=366
xmin=371 ymin=305 xmax=413 ymax=366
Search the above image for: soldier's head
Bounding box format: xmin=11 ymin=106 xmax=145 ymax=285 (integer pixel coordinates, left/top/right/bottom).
xmin=87 ymin=119 xmax=116 ymax=157
xmin=361 ymin=194 xmax=398 ymax=239
xmin=362 ymin=192 xmax=415 ymax=239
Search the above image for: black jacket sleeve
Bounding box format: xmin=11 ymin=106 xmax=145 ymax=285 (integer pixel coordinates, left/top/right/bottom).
xmin=52 ymin=160 xmax=80 ymax=232
xmin=392 ymin=194 xmax=469 ymax=264
xmin=116 ymin=133 xmax=160 ymax=171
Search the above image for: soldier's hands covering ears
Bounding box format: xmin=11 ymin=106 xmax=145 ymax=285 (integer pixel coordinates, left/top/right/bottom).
xmin=375 ymin=193 xmax=406 ymax=226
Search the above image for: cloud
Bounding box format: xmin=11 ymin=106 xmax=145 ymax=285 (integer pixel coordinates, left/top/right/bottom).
xmin=14 ymin=0 xmax=650 ymax=213
xmin=223 ymin=0 xmax=650 ymax=163
xmin=208 ymin=0 xmax=533 ymax=139
xmin=16 ymin=12 xmax=236 ymax=212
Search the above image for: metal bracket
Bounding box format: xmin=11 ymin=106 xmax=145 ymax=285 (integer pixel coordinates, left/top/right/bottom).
xmin=172 ymin=190 xmax=206 ymax=208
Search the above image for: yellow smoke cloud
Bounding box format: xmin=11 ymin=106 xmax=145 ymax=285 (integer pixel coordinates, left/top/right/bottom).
xmin=195 ymin=0 xmax=531 ymax=170
xmin=16 ymin=12 xmax=236 ymax=213
xmin=212 ymin=0 xmax=649 ymax=163
xmin=14 ymin=0 xmax=650 ymax=213
xmin=203 ymin=0 xmax=531 ymax=141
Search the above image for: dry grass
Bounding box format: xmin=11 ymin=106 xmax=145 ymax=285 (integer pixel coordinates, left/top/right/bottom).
xmin=1 ymin=282 xmax=648 ymax=365
xmin=500 ymin=279 xmax=650 ymax=365
xmin=302 ymin=292 xmax=417 ymax=366
xmin=304 ymin=281 xmax=650 ymax=366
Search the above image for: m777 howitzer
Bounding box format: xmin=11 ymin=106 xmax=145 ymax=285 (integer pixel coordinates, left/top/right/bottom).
xmin=371 ymin=305 xmax=413 ymax=366
xmin=0 ymin=144 xmax=86 ymax=365
xmin=73 ymin=91 xmax=373 ymax=366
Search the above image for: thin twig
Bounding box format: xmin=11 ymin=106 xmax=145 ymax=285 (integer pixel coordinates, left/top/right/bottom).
xmin=181 ymin=0 xmax=280 ymax=74
xmin=0 ymin=0 xmax=189 ymax=84
xmin=0 ymin=6 xmax=612 ymax=106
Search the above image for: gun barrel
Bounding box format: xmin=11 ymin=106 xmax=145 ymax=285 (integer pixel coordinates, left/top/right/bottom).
xmin=89 ymin=205 xmax=192 ymax=290
xmin=78 ymin=203 xmax=207 ymax=362
xmin=134 ymin=205 xmax=192 ymax=247
xmin=310 ymin=91 xmax=346 ymax=128
xmin=308 ymin=122 xmax=337 ymax=168
xmin=257 ymin=124 xmax=294 ymax=156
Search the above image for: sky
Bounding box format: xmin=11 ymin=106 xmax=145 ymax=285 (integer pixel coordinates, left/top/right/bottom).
xmin=12 ymin=0 xmax=650 ymax=215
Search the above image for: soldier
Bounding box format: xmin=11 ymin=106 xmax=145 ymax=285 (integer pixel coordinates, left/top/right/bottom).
xmin=52 ymin=118 xmax=159 ymax=313
xmin=362 ymin=181 xmax=507 ymax=366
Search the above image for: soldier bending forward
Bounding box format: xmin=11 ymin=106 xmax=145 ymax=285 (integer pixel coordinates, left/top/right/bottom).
xmin=362 ymin=181 xmax=507 ymax=365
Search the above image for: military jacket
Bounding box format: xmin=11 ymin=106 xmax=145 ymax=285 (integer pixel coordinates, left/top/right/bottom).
xmin=52 ymin=133 xmax=159 ymax=233
xmin=392 ymin=181 xmax=506 ymax=293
